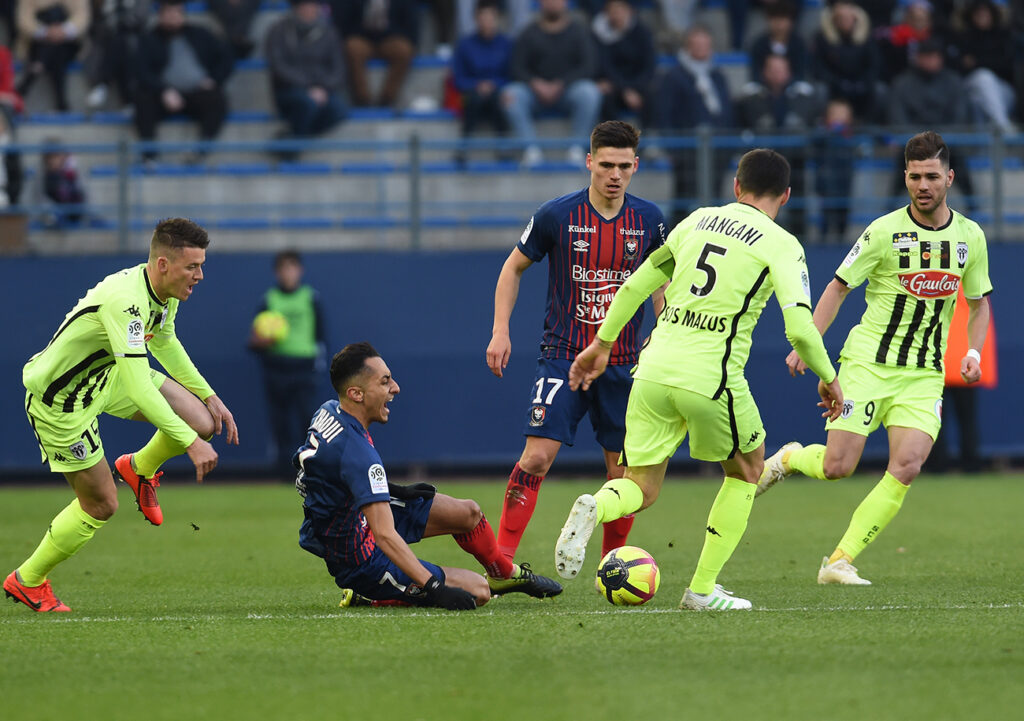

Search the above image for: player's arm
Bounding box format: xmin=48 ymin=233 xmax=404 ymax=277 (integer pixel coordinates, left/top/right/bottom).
xmin=786 ymin=278 xmax=852 ymax=376
xmin=486 ymin=246 xmax=534 ymax=378
xmin=361 ymin=501 xmax=477 ymax=610
xmin=961 ymin=295 xmax=991 ymax=384
xmin=569 ymin=245 xmax=674 ymax=391
xmin=150 ymin=325 xmax=239 ymax=444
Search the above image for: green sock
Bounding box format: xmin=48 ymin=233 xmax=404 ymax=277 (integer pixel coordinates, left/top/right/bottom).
xmin=787 ymin=443 xmax=828 ymax=480
xmin=134 ymin=430 xmax=187 ymax=478
xmin=18 ymin=499 xmax=106 ymax=586
xmin=835 ymin=472 xmax=909 ymax=560
xmin=689 ymin=477 xmax=755 ymax=595
xmin=593 ymin=477 xmax=644 ymax=524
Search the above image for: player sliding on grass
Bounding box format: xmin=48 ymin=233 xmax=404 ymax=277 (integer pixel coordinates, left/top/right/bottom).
xmin=758 ymin=131 xmax=993 ymax=586
xmin=555 ymin=149 xmax=843 ymax=610
xmin=296 ymin=342 xmax=561 ymax=610
xmin=5 ymin=218 xmax=239 ymax=613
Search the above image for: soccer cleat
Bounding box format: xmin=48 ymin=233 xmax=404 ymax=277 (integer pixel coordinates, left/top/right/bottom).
xmin=756 ymin=441 xmax=803 ymax=498
xmin=679 ymin=584 xmax=752 ymax=611
xmin=4 ymin=571 xmax=71 ymax=612
xmin=339 ymin=589 xmax=373 ymax=607
xmin=488 ymin=563 xmax=563 ymax=598
xmin=554 ymin=494 xmax=598 ymax=579
xmin=114 ymin=454 xmax=163 ymax=526
xmin=817 ymin=556 xmax=872 ymax=585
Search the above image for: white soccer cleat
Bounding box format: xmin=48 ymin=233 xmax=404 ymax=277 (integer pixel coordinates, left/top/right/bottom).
xmin=756 ymin=441 xmax=803 ymax=498
xmin=679 ymin=584 xmax=752 ymax=611
xmin=554 ymin=494 xmax=598 ymax=579
xmin=817 ymin=556 xmax=872 ymax=585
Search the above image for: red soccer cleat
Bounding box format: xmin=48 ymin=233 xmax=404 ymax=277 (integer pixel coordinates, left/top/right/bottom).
xmin=114 ymin=454 xmax=163 ymax=526
xmin=4 ymin=571 xmax=71 ymax=612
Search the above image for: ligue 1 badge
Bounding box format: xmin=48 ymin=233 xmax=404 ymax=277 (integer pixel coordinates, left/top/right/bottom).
xmin=529 ymin=405 xmax=546 ymax=427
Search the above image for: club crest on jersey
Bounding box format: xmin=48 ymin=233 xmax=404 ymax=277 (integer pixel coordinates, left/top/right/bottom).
xmin=624 ymin=239 xmax=639 ymax=259
xmin=956 ymin=242 xmax=969 ymax=268
xmin=69 ymin=441 xmax=87 ymax=461
xmin=841 ymin=400 xmax=855 ymax=419
xmin=529 ymin=405 xmax=546 ymax=427
xmin=898 ymin=271 xmax=960 ymax=298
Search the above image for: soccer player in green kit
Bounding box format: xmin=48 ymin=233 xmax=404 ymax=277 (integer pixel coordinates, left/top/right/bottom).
xmin=5 ymin=218 xmax=239 ymax=613
xmin=757 ymin=131 xmax=993 ymax=586
xmin=554 ymin=149 xmax=844 ymax=610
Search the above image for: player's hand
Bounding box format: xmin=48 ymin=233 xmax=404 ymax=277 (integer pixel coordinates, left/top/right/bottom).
xmin=818 ymin=377 xmax=844 ymax=421
xmin=162 ymin=88 xmax=184 ymax=112
xmin=186 ymin=437 xmax=218 ymax=483
xmin=569 ymin=340 xmax=611 ymax=391
xmin=486 ymin=332 xmax=511 ymax=378
xmin=960 ymin=355 xmax=982 ymax=384
xmin=205 ymin=395 xmax=239 ymax=445
xmin=423 ymin=576 xmax=477 ymax=610
xmin=786 ymin=349 xmax=808 ymax=377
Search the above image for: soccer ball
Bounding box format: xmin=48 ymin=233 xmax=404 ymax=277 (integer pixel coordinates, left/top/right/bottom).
xmin=253 ymin=310 xmax=289 ymax=343
xmin=595 ymin=545 xmax=660 ymax=606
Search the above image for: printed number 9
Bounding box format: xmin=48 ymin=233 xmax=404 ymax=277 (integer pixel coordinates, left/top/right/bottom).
xmin=863 ymin=401 xmax=875 ymax=426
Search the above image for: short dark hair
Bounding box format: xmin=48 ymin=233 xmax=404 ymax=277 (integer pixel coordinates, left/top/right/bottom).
xmin=736 ymin=148 xmax=790 ymax=197
xmin=274 ymin=249 xmax=302 ymax=269
xmin=904 ymin=130 xmax=950 ymax=168
xmin=590 ymin=120 xmax=640 ymax=153
xmin=330 ymin=342 xmax=380 ymax=394
xmin=475 ymin=0 xmax=500 ymax=12
xmin=151 ymin=218 xmax=209 ymax=254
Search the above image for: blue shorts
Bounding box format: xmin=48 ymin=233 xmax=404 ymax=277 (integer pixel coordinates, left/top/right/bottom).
xmin=521 ymin=357 xmax=632 ymax=451
xmin=327 ymin=496 xmax=445 ymax=605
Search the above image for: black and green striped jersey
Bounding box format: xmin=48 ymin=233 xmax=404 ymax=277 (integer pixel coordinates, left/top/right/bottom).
xmin=23 ymin=264 xmax=214 ymax=447
xmin=835 ymin=206 xmax=992 ymax=374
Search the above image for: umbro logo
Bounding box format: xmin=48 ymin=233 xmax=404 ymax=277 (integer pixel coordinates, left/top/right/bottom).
xmin=124 ymin=305 xmax=142 ymax=318
xmin=707 ymin=526 xmax=722 ymax=537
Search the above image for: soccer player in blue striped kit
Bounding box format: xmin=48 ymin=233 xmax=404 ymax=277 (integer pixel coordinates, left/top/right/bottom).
xmin=486 ymin=121 xmax=667 ymax=562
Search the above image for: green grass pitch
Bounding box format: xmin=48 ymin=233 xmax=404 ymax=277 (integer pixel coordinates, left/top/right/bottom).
xmin=2 ymin=473 xmax=1022 ymax=720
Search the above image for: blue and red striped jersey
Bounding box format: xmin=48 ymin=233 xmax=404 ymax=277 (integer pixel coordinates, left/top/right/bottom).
xmin=295 ymin=400 xmax=390 ymax=568
xmin=518 ymin=188 xmax=666 ymax=365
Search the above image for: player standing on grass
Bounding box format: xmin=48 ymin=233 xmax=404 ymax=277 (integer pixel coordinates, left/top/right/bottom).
xmin=486 ymin=120 xmax=667 ymax=563
xmin=757 ymin=131 xmax=992 ymax=586
xmin=297 ymin=342 xmax=562 ymax=610
xmin=5 ymin=218 xmax=239 ymax=613
xmin=555 ymin=149 xmax=843 ymax=610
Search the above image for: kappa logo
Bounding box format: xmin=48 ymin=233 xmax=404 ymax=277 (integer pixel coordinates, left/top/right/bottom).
xmin=706 ymin=526 xmax=722 ymax=537
xmin=52 ymin=452 xmax=70 ymax=463
xmin=624 ymin=239 xmax=639 ymax=259
xmin=69 ymin=441 xmax=87 ymax=461
xmin=956 ymin=241 xmax=969 ymax=268
xmin=529 ymin=405 xmax=546 ymax=427
xmin=123 ymin=305 xmax=142 ymax=318
xmin=841 ymin=400 xmax=855 ymax=419
xmin=747 ymin=430 xmax=761 ymax=445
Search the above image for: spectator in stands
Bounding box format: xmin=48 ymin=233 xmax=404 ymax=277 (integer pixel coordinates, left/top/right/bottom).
xmin=856 ymin=0 xmax=898 ymax=29
xmin=134 ymin=0 xmax=233 ymax=163
xmin=0 ymin=42 xmax=23 ymax=208
xmin=330 ymin=0 xmax=419 ymax=108
xmin=811 ymin=0 xmax=881 ymax=121
xmin=650 ymin=24 xmax=734 ymax=223
xmin=456 ymin=0 xmax=532 ymax=38
xmin=84 ymin=0 xmax=151 ymax=110
xmin=879 ymin=0 xmax=940 ymax=78
xmin=888 ymin=38 xmax=976 ymax=209
xmin=954 ymin=0 xmax=1017 ymax=132
xmin=725 ymin=0 xmax=801 ymax=51
xmin=747 ymin=0 xmax=807 ymax=82
xmin=15 ymin=0 xmax=90 ymax=111
xmin=208 ymin=0 xmax=261 ymax=60
xmin=40 ymin=137 xmax=88 ymax=227
xmin=427 ymin=0 xmax=457 ymax=57
xmin=592 ymin=0 xmax=656 ymax=122
xmin=736 ymin=53 xmax=821 ymax=236
xmin=1 ymin=0 xmax=18 ymax=46
xmin=452 ymin=0 xmax=511 ymax=163
xmin=501 ymin=0 xmax=601 ymax=167
xmin=266 ymin=0 xmax=348 ymax=148
xmin=813 ymin=97 xmax=857 ymax=242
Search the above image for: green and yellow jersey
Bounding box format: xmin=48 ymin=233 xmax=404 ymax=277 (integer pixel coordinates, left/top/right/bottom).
xmin=598 ymin=202 xmax=835 ymax=397
xmin=835 ymin=206 xmax=992 ymax=373
xmin=23 ymin=264 xmax=214 ymax=447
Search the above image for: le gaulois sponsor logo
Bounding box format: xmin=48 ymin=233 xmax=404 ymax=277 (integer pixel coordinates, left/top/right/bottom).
xmin=898 ymin=271 xmax=960 ymax=298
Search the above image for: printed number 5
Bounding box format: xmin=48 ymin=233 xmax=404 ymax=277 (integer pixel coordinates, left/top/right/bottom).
xmin=532 ymin=378 xmax=564 ymax=404
xmin=690 ymin=243 xmax=728 ymax=297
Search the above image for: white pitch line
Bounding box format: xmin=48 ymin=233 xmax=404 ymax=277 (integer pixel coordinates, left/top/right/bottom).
xmin=1 ymin=602 xmax=1021 ymax=625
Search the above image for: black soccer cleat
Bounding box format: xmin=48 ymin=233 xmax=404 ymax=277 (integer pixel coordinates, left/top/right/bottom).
xmin=488 ymin=562 xmax=563 ymax=598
